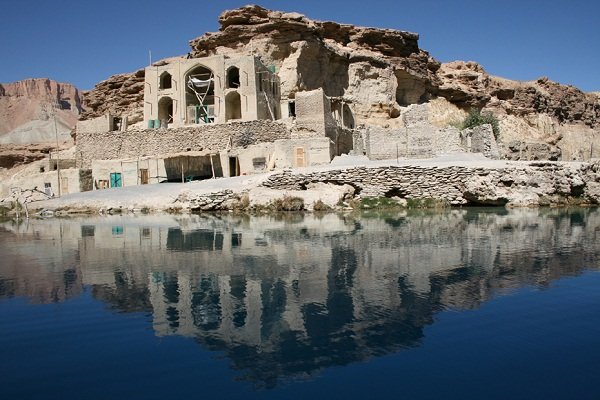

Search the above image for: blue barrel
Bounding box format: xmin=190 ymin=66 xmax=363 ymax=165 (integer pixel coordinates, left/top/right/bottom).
xmin=155 ymin=119 xmax=161 ymax=128
xmin=147 ymin=120 xmax=155 ymax=129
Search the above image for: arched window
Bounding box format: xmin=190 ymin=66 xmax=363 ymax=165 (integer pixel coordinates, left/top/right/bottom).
xmin=227 ymin=67 xmax=240 ymax=88
xmin=159 ymin=72 xmax=172 ymax=90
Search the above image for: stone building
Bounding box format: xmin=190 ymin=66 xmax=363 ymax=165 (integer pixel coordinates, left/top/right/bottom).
xmin=76 ymin=55 xmax=349 ymax=189
xmin=143 ymin=55 xmax=281 ymax=128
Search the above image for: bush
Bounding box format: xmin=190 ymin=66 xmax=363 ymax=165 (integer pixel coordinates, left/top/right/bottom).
xmin=406 ymin=198 xmax=450 ymax=209
xmin=271 ymin=195 xmax=304 ymax=211
xmin=312 ymin=199 xmax=331 ymax=211
xmin=462 ymin=109 xmax=500 ymax=139
xmin=350 ymin=197 xmax=403 ymax=210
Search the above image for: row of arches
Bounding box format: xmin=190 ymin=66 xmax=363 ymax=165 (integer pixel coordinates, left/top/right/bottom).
xmin=158 ymin=66 xmax=240 ymax=91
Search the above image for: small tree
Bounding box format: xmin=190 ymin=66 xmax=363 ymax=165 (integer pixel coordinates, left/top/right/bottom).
xmin=462 ymin=109 xmax=500 ymax=139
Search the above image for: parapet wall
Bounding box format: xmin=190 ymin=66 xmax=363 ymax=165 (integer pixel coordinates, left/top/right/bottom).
xmin=76 ymin=120 xmax=291 ymax=168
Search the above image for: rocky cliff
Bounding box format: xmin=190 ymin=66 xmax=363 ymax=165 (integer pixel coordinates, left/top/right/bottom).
xmin=0 ymin=78 xmax=84 ymax=169
xmin=0 ymin=78 xmax=83 ymax=144
xmin=79 ymin=69 xmax=145 ymax=124
xmin=80 ymin=5 xmax=600 ymax=161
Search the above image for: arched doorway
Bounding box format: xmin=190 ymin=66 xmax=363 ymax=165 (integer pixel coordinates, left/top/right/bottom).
xmin=185 ymin=65 xmax=215 ymax=124
xmin=225 ymin=91 xmax=242 ymax=121
xmin=158 ymin=97 xmax=173 ymax=125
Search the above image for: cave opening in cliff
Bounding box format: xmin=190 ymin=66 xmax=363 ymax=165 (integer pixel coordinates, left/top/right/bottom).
xmin=227 ymin=67 xmax=240 ymax=88
xmin=185 ymin=65 xmax=215 ymax=124
xmin=160 ymin=72 xmax=172 ymax=90
xmin=395 ymin=69 xmax=429 ymax=107
xmin=158 ymin=97 xmax=173 ymax=125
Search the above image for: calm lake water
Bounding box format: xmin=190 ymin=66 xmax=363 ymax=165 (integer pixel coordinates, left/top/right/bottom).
xmin=1 ymin=208 xmax=600 ymax=399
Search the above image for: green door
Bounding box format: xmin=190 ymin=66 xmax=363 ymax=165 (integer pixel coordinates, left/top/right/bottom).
xmin=110 ymin=172 xmax=122 ymax=188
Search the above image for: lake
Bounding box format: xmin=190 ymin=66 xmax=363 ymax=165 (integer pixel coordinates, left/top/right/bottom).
xmin=1 ymin=208 xmax=600 ymax=399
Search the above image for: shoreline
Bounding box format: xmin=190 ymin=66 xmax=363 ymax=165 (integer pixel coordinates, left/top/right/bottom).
xmin=4 ymin=154 xmax=600 ymax=217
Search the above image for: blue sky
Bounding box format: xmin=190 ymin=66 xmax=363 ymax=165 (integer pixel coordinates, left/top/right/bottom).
xmin=1 ymin=0 xmax=598 ymax=92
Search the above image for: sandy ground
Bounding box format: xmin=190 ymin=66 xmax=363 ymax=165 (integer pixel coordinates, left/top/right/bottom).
xmin=27 ymin=154 xmax=547 ymax=211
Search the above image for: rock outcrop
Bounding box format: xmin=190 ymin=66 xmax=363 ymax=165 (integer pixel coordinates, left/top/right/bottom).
xmin=79 ymin=5 xmax=599 ymax=161
xmin=0 ymin=78 xmax=83 ymax=144
xmin=80 ymin=69 xmax=145 ymax=125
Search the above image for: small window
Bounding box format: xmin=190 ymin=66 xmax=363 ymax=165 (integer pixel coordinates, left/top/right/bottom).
xmin=252 ymin=157 xmax=266 ymax=170
xmin=81 ymin=226 xmax=95 ymax=237
xmin=288 ymin=101 xmax=296 ymax=117
xmin=160 ymin=72 xmax=172 ymax=89
xmin=227 ymin=67 xmax=240 ymax=88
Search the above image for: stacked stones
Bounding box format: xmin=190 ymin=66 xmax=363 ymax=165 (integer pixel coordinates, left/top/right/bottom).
xmin=76 ymin=120 xmax=291 ymax=168
xmin=176 ymin=189 xmax=237 ymax=211
xmin=262 ymin=162 xmax=600 ymax=207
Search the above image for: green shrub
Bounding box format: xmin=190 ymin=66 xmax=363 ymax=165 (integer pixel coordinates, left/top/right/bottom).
xmin=462 ymin=109 xmax=500 ymax=139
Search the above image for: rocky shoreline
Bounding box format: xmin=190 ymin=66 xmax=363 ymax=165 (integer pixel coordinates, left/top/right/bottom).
xmin=2 ymin=156 xmax=599 ymax=218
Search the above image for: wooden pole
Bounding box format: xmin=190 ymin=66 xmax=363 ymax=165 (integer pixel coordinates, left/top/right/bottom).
xmin=210 ymin=154 xmax=216 ymax=179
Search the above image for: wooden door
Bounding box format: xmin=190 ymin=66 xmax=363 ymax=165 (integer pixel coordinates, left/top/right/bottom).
xmin=140 ymin=169 xmax=149 ymax=185
xmin=295 ymin=147 xmax=306 ymax=167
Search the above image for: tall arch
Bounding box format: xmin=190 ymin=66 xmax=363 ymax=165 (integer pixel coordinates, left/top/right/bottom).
xmin=225 ymin=91 xmax=242 ymax=121
xmin=158 ymin=97 xmax=173 ymax=124
xmin=185 ymin=65 xmax=215 ymax=123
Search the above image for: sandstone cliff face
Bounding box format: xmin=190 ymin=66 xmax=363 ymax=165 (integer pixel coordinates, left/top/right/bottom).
xmin=80 ymin=5 xmax=599 ymax=161
xmin=80 ymin=69 xmax=145 ymax=124
xmin=0 ymin=78 xmax=83 ymax=143
xmin=189 ymin=5 xmax=440 ymax=124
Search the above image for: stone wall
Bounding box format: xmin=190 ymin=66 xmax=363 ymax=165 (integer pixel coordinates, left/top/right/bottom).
xmin=261 ymin=161 xmax=600 ymax=207
xmin=461 ymin=124 xmax=500 ymax=159
xmin=76 ymin=120 xmax=291 ymax=168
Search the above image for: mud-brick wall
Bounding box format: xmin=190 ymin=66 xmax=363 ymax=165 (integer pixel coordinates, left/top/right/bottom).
xmin=76 ymin=120 xmax=291 ymax=168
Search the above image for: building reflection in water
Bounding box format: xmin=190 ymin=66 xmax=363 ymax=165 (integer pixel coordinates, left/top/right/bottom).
xmin=1 ymin=208 xmax=599 ymax=387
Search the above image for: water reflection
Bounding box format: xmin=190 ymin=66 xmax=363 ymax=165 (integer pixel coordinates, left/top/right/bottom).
xmin=1 ymin=208 xmax=599 ymax=387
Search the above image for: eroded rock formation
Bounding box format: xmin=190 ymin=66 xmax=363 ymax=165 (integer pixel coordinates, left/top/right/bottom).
xmin=80 ymin=5 xmax=600 ymax=161
xmin=80 ymin=69 xmax=145 ymax=125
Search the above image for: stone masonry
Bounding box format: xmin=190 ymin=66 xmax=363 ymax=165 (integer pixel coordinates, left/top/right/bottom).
xmin=76 ymin=120 xmax=291 ymax=168
xmin=261 ymin=161 xmax=600 ymax=206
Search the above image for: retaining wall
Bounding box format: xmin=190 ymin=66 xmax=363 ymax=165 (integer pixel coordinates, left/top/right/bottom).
xmin=76 ymin=120 xmax=291 ymax=168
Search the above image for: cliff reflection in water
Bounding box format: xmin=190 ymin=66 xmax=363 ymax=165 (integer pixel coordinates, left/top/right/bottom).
xmin=1 ymin=208 xmax=599 ymax=386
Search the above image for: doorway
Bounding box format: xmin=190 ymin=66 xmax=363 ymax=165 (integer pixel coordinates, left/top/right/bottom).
xmin=229 ymin=157 xmax=240 ymax=177
xmin=110 ymin=172 xmax=122 ymax=188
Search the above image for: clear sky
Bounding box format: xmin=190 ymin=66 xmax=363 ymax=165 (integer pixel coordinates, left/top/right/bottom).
xmin=1 ymin=0 xmax=598 ymax=92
